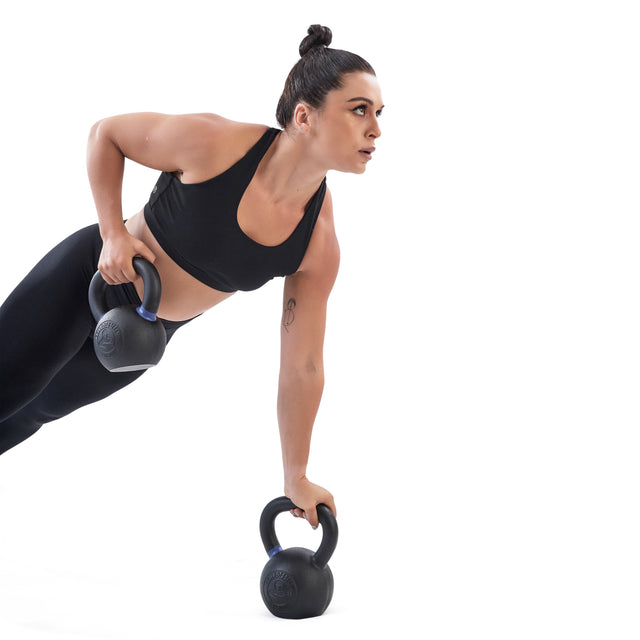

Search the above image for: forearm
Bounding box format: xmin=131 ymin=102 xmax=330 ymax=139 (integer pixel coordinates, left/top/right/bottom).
xmin=277 ymin=367 xmax=324 ymax=487
xmin=86 ymin=119 xmax=126 ymax=239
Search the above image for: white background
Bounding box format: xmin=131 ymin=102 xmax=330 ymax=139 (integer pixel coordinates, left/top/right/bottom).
xmin=0 ymin=1 xmax=638 ymax=638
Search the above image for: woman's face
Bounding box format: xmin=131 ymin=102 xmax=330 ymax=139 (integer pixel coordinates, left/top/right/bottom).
xmin=309 ymin=72 xmax=384 ymax=174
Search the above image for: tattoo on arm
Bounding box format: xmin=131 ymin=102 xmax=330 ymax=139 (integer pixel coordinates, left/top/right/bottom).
xmin=282 ymin=298 xmax=296 ymax=333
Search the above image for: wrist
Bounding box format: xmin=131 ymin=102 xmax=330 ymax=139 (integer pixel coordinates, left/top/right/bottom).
xmin=99 ymin=220 xmax=127 ymax=242
xmin=284 ymin=469 xmax=308 ymax=491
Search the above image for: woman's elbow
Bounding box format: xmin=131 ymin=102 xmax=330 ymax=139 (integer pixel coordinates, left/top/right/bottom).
xmin=280 ymin=358 xmax=325 ymax=383
xmin=88 ymin=118 xmax=106 ymax=141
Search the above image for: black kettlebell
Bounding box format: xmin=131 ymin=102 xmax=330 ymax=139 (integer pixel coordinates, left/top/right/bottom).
xmin=259 ymin=496 xmax=338 ymax=619
xmin=88 ymin=257 xmax=166 ymax=372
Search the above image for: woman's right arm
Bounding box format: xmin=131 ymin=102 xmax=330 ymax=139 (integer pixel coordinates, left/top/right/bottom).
xmin=86 ymin=113 xmax=219 ymax=284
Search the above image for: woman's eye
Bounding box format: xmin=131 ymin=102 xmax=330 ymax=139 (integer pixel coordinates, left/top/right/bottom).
xmin=352 ymin=105 xmax=367 ymax=115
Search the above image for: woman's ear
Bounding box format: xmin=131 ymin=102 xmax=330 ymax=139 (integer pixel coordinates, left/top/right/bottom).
xmin=293 ymin=103 xmax=312 ymax=133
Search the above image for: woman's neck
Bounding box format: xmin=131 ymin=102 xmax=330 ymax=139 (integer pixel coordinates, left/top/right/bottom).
xmin=257 ymin=129 xmax=327 ymax=206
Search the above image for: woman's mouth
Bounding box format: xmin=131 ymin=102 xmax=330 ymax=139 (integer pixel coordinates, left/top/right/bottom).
xmin=359 ymin=147 xmax=375 ymax=161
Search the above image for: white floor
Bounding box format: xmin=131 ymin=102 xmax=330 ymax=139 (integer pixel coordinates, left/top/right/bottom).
xmin=1 ymin=372 xmax=638 ymax=640
xmin=0 ymin=411 xmax=414 ymax=640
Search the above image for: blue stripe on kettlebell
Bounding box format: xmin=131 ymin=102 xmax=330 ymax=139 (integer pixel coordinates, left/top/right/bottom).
xmin=268 ymin=545 xmax=283 ymax=558
xmin=136 ymin=305 xmax=157 ymax=322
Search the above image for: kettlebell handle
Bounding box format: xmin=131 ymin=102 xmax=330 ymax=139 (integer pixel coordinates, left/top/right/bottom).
xmin=259 ymin=496 xmax=338 ymax=569
xmin=88 ymin=257 xmax=162 ymax=322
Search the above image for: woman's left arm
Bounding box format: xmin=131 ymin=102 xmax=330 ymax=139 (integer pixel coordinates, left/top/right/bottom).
xmin=277 ymin=190 xmax=339 ymax=528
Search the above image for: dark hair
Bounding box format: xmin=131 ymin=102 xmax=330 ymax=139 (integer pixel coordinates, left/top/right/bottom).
xmin=276 ymin=25 xmax=376 ymax=129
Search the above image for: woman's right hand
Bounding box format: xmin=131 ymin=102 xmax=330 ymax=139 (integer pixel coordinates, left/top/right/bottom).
xmin=98 ymin=229 xmax=156 ymax=285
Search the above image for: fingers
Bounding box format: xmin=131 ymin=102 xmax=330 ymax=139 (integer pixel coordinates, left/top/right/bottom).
xmin=98 ymin=255 xmax=133 ymax=285
xmin=305 ymin=505 xmax=319 ymax=529
xmin=289 ymin=501 xmax=337 ymax=530
xmin=99 ymin=268 xmax=130 ymax=286
xmin=290 ymin=507 xmax=318 ymax=529
xmin=100 ymin=268 xmax=137 ymax=286
xmin=326 ymin=498 xmax=337 ymax=520
xmin=98 ymin=237 xmax=156 ymax=285
xmin=285 ymin=479 xmax=336 ymax=530
xmin=100 ymin=266 xmax=134 ymax=286
xmin=133 ymin=239 xmax=157 ymax=266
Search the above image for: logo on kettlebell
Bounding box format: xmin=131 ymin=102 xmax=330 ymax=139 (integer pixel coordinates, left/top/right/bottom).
xmin=94 ymin=320 xmax=121 ymax=357
xmin=264 ymin=570 xmax=297 ymax=608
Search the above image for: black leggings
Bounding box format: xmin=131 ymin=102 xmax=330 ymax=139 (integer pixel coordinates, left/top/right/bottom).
xmin=0 ymin=224 xmax=190 ymax=455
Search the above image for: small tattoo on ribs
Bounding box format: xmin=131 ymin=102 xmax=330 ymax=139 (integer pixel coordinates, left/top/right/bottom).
xmin=282 ymin=298 xmax=296 ymax=333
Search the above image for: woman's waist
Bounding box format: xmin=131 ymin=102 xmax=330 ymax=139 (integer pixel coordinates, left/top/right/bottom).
xmin=126 ymin=211 xmax=235 ymax=321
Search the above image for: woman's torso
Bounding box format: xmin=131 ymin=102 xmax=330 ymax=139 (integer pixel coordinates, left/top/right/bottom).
xmin=126 ymin=211 xmax=233 ymax=320
xmin=125 ymin=122 xmax=324 ymax=321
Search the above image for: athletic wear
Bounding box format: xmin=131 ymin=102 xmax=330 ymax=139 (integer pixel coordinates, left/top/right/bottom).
xmin=0 ymin=224 xmax=190 ymax=453
xmin=144 ymin=127 xmax=327 ymax=292
xmin=0 ymin=224 xmax=191 ymax=455
xmin=0 ymin=127 xmax=327 ymax=456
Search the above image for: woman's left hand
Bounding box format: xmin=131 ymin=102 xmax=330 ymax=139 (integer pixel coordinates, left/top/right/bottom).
xmin=285 ymin=476 xmax=336 ymax=529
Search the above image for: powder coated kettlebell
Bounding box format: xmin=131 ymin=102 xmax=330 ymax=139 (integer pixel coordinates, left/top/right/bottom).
xmin=259 ymin=496 xmax=338 ymax=619
xmin=88 ymin=257 xmax=166 ymax=372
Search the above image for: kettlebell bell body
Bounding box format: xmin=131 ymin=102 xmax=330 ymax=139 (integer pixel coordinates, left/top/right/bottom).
xmin=259 ymin=496 xmax=338 ymax=619
xmin=88 ymin=257 xmax=166 ymax=372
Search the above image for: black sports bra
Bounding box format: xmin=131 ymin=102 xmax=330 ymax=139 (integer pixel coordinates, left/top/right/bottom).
xmin=144 ymin=127 xmax=326 ymax=292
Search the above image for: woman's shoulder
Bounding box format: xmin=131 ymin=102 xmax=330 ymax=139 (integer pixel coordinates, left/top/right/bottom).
xmin=184 ymin=114 xmax=270 ymax=147
xmin=173 ymin=114 xmax=272 ymax=181
xmin=296 ymin=186 xmax=339 ymax=283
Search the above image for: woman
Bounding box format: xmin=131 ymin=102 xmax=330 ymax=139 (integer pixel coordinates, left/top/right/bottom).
xmin=0 ymin=25 xmax=383 ymax=528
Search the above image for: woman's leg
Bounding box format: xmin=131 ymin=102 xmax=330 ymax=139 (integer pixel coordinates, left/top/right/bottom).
xmin=0 ymin=224 xmax=101 ymax=423
xmin=0 ymin=336 xmax=146 ymax=454
xmin=0 ymin=223 xmax=189 ymax=455
xmin=0 ymin=316 xmax=188 ymax=456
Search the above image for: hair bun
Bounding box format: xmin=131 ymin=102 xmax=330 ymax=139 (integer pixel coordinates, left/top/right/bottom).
xmin=299 ymin=24 xmax=332 ymax=56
